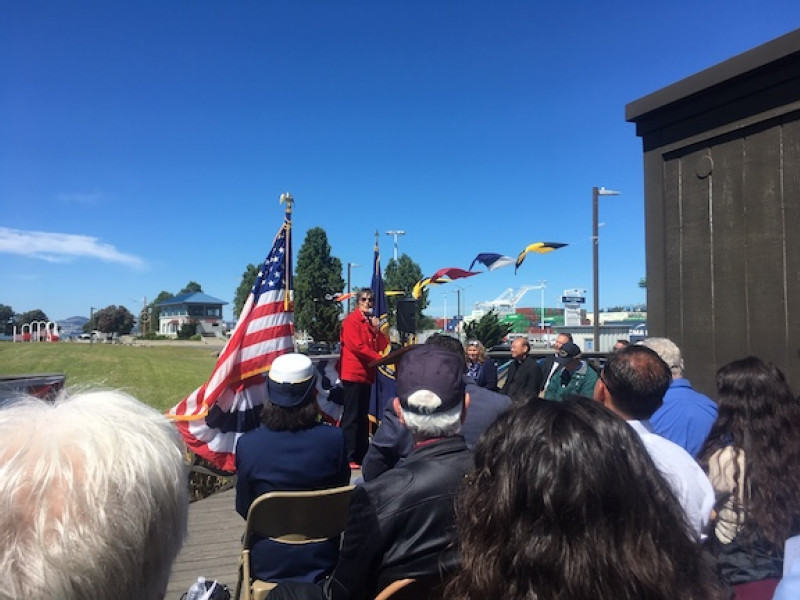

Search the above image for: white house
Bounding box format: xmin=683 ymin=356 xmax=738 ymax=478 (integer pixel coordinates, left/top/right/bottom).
xmin=157 ymin=292 xmax=228 ymax=338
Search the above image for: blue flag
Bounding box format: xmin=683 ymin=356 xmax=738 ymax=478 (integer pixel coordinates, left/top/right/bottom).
xmin=369 ymin=242 xmax=396 ymax=425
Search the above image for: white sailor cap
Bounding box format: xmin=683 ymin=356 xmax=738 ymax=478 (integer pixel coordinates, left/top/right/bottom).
xmin=267 ymin=353 xmax=317 ymax=408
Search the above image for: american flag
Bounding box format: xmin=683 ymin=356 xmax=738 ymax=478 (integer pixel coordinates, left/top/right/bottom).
xmin=168 ymin=203 xmax=294 ymax=472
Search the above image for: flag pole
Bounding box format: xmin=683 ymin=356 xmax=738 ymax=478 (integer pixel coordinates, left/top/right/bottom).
xmin=280 ymin=192 xmax=294 ymax=310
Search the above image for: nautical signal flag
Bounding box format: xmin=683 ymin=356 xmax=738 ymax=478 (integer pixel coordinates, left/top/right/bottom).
xmin=515 ymin=242 xmax=568 ymax=273
xmin=411 ymin=267 xmax=480 ymax=299
xmin=168 ymin=196 xmax=295 ymax=472
xmin=468 ymin=253 xmax=516 ymax=272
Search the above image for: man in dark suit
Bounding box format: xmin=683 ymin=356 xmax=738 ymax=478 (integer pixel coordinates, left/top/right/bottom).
xmin=362 ymin=334 xmax=512 ymax=481
xmin=501 ymin=337 xmax=543 ymax=404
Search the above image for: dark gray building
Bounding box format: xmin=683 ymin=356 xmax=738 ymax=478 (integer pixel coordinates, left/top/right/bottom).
xmin=627 ymin=28 xmax=800 ymax=395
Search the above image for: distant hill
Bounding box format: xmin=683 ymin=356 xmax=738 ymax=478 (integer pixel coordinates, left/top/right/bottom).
xmin=58 ymin=316 xmax=88 ymax=336
xmin=61 ymin=316 xmax=88 ymax=326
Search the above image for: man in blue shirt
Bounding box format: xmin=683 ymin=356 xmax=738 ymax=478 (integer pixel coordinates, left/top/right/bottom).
xmin=640 ymin=337 xmax=717 ymax=458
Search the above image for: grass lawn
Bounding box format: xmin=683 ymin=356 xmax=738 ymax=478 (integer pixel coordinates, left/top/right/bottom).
xmin=0 ymin=341 xmax=220 ymax=412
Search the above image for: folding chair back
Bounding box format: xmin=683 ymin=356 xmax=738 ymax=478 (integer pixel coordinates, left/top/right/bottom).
xmin=235 ymin=485 xmax=355 ymax=600
xmin=246 ymin=485 xmax=354 ymax=543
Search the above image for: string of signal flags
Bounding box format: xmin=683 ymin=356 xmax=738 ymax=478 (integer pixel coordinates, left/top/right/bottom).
xmin=409 ymin=242 xmax=567 ymax=299
xmin=325 ymin=241 xmax=567 ymax=302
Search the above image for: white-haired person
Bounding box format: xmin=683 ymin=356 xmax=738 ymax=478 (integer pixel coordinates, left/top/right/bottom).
xmin=0 ymin=390 xmax=189 ymax=600
xmin=640 ymin=337 xmax=717 ymax=458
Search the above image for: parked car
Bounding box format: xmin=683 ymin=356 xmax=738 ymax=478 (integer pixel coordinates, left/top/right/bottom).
xmin=488 ymin=342 xmax=511 ymax=352
xmin=305 ymin=342 xmax=332 ymax=355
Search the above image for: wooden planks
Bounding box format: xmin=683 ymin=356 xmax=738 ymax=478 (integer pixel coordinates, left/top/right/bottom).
xmin=165 ymin=490 xmax=243 ymax=599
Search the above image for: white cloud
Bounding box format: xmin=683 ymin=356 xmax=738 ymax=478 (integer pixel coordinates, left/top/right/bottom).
xmin=0 ymin=227 xmax=146 ymax=269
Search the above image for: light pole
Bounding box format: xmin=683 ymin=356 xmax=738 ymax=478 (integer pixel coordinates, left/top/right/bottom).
xmin=593 ymin=186 xmax=620 ymax=353
xmin=90 ymin=306 xmax=96 ymax=346
xmin=537 ymin=280 xmax=547 ymax=330
xmin=451 ymin=284 xmax=470 ymax=341
xmin=385 ymin=230 xmax=406 ymax=261
xmin=346 ymin=262 xmax=360 ymax=312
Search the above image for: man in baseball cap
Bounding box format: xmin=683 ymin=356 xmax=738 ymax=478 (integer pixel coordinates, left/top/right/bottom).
xmin=362 ymin=334 xmax=511 ymax=482
xmin=270 ymin=344 xmax=472 ymax=600
xmin=543 ymin=342 xmax=599 ymax=401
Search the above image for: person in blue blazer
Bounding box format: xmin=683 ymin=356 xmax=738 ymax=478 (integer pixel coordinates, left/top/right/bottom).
xmin=235 ymin=353 xmax=350 ymax=584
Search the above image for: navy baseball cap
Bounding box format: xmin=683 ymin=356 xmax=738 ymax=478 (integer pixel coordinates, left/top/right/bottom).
xmin=555 ymin=342 xmax=581 ymax=364
xmin=396 ymin=345 xmax=465 ymax=415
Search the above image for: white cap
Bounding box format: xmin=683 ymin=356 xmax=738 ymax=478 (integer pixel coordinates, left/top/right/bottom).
xmin=268 ymin=353 xmax=315 ymax=385
xmin=267 ymin=353 xmax=317 ymax=408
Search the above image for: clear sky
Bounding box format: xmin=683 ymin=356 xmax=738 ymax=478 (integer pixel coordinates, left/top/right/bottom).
xmin=2 ymin=1 xmax=799 ymax=323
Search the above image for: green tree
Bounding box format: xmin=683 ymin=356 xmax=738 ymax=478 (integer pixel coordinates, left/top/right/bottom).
xmin=0 ymin=304 xmax=14 ymax=334
xmin=294 ymin=227 xmax=345 ymax=342
xmin=146 ymin=291 xmax=174 ymax=334
xmin=463 ymin=310 xmax=512 ymax=349
xmin=638 ymin=277 xmax=647 ymax=289
xmin=177 ymin=320 xmax=198 ymax=339
xmin=384 ymin=254 xmax=429 ymax=328
xmin=16 ymin=309 xmax=49 ymax=328
xmin=233 ymin=263 xmax=259 ymax=319
xmin=92 ymin=305 xmax=135 ymax=334
xmin=180 ymin=281 xmax=203 ymax=294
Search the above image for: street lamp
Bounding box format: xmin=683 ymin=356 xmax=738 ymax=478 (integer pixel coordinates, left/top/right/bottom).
xmin=451 ymin=283 xmax=471 ymax=341
xmin=346 ymin=262 xmax=360 ymax=312
xmin=593 ymin=186 xmax=620 ymax=353
xmin=537 ymin=280 xmax=547 ymax=330
xmin=385 ymin=230 xmax=406 ymax=261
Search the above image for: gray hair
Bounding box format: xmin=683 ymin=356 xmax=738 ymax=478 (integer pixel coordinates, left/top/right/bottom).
xmin=640 ymin=337 xmax=684 ymax=377
xmin=401 ymin=400 xmax=463 ymax=438
xmin=0 ymin=390 xmax=189 ymax=600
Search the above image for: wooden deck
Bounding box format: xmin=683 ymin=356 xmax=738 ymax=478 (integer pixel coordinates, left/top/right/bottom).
xmin=166 ymin=489 xmax=243 ymax=599
xmin=166 ymin=470 xmax=362 ymax=599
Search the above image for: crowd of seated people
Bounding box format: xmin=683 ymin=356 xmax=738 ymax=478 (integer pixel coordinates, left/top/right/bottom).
xmin=448 ymin=395 xmax=727 ymax=600
xmin=5 ymin=335 xmax=797 ymax=600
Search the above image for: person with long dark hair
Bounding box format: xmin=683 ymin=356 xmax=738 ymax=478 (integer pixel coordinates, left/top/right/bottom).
xmin=448 ymin=396 xmax=726 ymax=600
xmin=699 ymin=356 xmax=800 ymax=599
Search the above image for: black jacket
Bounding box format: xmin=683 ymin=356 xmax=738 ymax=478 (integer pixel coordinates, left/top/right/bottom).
xmin=501 ymin=355 xmax=543 ymax=403
xmin=326 ymin=436 xmax=471 ymax=599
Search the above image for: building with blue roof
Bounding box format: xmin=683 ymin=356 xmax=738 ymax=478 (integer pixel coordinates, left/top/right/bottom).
xmin=156 ymin=292 xmax=228 ymax=338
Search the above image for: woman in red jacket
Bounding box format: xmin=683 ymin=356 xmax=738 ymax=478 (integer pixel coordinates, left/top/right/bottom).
xmin=338 ymin=288 xmax=389 ymax=466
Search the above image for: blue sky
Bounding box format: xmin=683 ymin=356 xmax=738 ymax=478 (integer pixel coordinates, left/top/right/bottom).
xmin=2 ymin=1 xmax=799 ymax=323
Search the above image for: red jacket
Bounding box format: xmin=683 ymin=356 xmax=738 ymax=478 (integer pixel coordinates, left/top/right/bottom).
xmin=338 ymin=309 xmax=390 ymax=384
